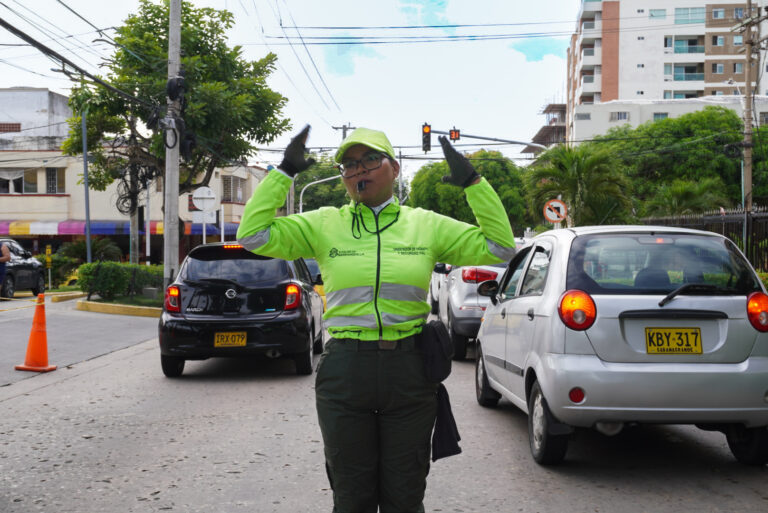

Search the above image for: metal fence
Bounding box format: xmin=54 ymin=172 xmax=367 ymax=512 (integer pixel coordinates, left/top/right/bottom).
xmin=643 ymin=206 xmax=768 ymax=272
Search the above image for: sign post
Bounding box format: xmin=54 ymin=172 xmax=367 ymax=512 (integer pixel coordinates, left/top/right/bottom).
xmin=192 ymin=186 xmax=217 ymax=244
xmin=45 ymin=245 xmax=52 ymax=290
xmin=543 ymin=199 xmax=568 ymax=227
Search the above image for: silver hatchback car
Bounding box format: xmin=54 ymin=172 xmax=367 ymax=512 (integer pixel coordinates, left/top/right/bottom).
xmin=475 ymin=226 xmax=768 ymax=465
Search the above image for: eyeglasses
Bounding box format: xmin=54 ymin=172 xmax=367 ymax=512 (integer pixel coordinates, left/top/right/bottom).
xmin=338 ymin=152 xmax=387 ymax=178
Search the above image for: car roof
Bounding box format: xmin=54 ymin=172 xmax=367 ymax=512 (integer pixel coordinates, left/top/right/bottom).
xmin=531 ymin=225 xmax=725 ymax=243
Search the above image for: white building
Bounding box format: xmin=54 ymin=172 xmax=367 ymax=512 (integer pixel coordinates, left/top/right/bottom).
xmin=566 ymin=1 xmax=768 ymax=141
xmin=0 ymin=88 xmax=265 ymax=260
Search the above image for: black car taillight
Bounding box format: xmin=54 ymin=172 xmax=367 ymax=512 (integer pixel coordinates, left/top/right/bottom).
xmin=285 ymin=284 xmax=301 ymax=310
xmin=165 ymin=285 xmax=181 ymax=313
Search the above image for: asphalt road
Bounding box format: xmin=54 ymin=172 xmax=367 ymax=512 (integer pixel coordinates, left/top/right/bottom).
xmin=1 ymin=333 xmax=767 ymax=512
xmin=0 ymin=296 xmax=158 ymax=387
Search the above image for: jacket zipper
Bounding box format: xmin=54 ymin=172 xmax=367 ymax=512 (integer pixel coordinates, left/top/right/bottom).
xmin=373 ymin=210 xmax=383 ymax=338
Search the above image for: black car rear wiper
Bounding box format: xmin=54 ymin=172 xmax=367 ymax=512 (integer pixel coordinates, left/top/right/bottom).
xmin=197 ymin=278 xmax=241 ymax=287
xmin=659 ymin=283 xmax=738 ymax=307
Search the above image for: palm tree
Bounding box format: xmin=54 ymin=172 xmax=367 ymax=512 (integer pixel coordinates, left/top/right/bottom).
xmin=527 ymin=144 xmax=631 ymax=226
xmin=644 ymin=177 xmax=730 ymax=217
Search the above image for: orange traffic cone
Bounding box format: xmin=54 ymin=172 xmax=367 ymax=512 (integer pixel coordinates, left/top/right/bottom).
xmin=15 ymin=293 xmax=56 ymax=373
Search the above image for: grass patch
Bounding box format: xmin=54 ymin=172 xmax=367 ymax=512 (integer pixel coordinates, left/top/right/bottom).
xmin=47 ymin=285 xmax=81 ymax=293
xmin=93 ymin=294 xmax=163 ymax=309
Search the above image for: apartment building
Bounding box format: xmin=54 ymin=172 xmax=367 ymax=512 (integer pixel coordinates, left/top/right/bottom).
xmin=566 ymin=1 xmax=767 ymax=141
xmin=0 ymin=88 xmax=265 ymax=260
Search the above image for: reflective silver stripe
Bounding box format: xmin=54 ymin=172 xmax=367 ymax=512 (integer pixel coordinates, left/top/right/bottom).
xmin=324 ymin=314 xmax=379 ymax=329
xmin=238 ymin=228 xmax=271 ymax=251
xmin=379 ymin=282 xmax=427 ymax=303
xmin=326 ymin=286 xmax=375 ymax=309
xmin=486 ymin=238 xmax=516 ymax=261
xmin=381 ymin=312 xmax=425 ymax=325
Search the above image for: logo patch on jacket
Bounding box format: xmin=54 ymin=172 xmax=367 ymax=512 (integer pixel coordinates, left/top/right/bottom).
xmin=393 ymin=246 xmax=428 ymax=256
xmin=329 ymin=247 xmax=365 ymax=258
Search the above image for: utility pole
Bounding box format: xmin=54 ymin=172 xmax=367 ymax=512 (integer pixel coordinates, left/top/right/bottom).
xmin=332 ymin=123 xmax=356 ymax=140
xmin=81 ymin=109 xmax=92 ymax=263
xmin=744 ymin=0 xmax=754 ymax=213
xmin=163 ymin=0 xmax=181 ymax=287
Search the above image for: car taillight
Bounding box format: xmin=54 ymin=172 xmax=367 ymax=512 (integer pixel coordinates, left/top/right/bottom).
xmin=461 ymin=267 xmax=498 ymax=283
xmin=747 ymin=292 xmax=768 ymax=332
xmin=285 ymin=284 xmax=301 ymax=310
xmin=558 ymin=289 xmax=596 ymax=331
xmin=165 ymin=285 xmax=181 ymax=313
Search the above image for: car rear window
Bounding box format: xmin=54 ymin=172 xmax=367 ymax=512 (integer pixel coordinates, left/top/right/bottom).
xmin=567 ymin=233 xmax=761 ymax=295
xmin=181 ymin=247 xmax=288 ymax=287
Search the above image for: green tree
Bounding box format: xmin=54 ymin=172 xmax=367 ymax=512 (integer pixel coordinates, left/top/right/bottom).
xmin=293 ymin=155 xmax=349 ymax=212
xmin=407 ymin=150 xmax=527 ymax=233
xmin=62 ymin=0 xmax=289 ymax=196
xmin=527 ymin=144 xmax=631 ymax=227
xmin=644 ymin=177 xmax=730 ymax=216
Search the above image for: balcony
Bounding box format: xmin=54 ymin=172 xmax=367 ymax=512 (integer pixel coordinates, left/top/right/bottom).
xmin=581 ymin=0 xmax=602 ymax=14
xmin=1 ymin=194 xmax=70 ymax=220
xmin=582 ymin=47 xmax=601 ymax=67
xmin=674 ymin=73 xmax=704 ymax=81
xmin=581 ymin=74 xmax=601 ymax=93
xmin=580 ymin=20 xmax=602 ymax=43
xmin=674 ymin=45 xmax=705 ymax=54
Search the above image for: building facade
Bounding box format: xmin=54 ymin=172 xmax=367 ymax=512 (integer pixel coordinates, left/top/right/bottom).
xmin=566 ymin=1 xmax=767 ymax=142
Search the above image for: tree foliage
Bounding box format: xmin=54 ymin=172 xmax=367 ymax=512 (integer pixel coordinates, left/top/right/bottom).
xmin=62 ymin=0 xmax=289 ymax=197
xmin=408 ymin=150 xmax=527 ymax=233
xmin=293 ymin=155 xmax=349 ymax=212
xmin=644 ymin=177 xmax=730 ymax=216
xmin=527 ymin=144 xmax=631 ymax=227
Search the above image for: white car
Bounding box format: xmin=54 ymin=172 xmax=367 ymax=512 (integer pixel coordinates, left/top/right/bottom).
xmin=475 ymin=226 xmax=768 ymax=465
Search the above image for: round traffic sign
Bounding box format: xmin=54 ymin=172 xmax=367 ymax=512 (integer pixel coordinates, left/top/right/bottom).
xmin=192 ymin=186 xmax=216 ymax=212
xmin=543 ymin=199 xmax=567 ymax=223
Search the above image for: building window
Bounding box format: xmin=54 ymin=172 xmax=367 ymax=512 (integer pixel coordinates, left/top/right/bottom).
xmin=637 ymin=36 xmax=645 ymax=40
xmin=45 ymin=168 xmax=65 ymax=194
xmin=23 ymin=170 xmax=37 ymax=193
xmin=712 ymin=35 xmax=724 ymax=46
xmin=734 ymin=35 xmax=743 ymax=46
xmin=712 ymin=63 xmax=724 ymax=74
xmin=653 ymin=113 xmax=669 ymax=121
xmin=675 ymin=7 xmax=705 ymax=24
xmin=715 ymin=90 xmax=724 ymax=96
xmin=0 ymin=122 xmax=21 ymax=133
xmin=575 ymin=113 xmax=591 ymax=121
xmin=610 ymin=112 xmax=629 ymax=122
xmin=637 ymin=63 xmax=645 ymax=68
xmin=734 ymin=62 xmax=744 ymax=73
xmin=664 ymin=63 xmax=672 ymax=75
xmin=664 ymin=36 xmax=673 ymax=48
xmin=649 ymin=9 xmax=666 ymax=19
xmin=637 ymin=9 xmax=644 ymax=14
xmin=712 ymin=8 xmax=725 ymax=19
xmin=664 ymin=91 xmax=672 ymax=99
xmin=735 ymin=7 xmax=744 ymax=19
xmin=637 ymin=91 xmax=645 ymax=95
xmin=595 ymin=65 xmax=602 ymax=75
xmin=222 ymin=175 xmax=245 ymax=203
xmin=760 ymin=112 xmax=768 ymax=125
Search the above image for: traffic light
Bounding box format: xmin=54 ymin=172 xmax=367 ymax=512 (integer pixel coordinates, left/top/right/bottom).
xmin=449 ymin=128 xmax=460 ymax=141
xmin=422 ymin=123 xmax=431 ymax=152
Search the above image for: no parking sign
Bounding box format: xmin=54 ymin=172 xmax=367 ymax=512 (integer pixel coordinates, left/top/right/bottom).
xmin=543 ymin=199 xmax=567 ymax=224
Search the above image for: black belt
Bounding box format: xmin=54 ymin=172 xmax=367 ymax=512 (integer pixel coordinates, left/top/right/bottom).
xmin=331 ymin=336 xmax=418 ymax=351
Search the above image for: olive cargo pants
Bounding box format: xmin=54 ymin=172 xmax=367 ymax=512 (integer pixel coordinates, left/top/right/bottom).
xmin=315 ymin=337 xmax=438 ymax=513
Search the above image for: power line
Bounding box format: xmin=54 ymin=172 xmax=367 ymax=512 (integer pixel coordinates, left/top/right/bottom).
xmin=0 ymin=57 xmax=71 ymax=79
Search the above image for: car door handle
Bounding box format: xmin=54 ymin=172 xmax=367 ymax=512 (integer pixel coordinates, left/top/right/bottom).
xmin=500 ymin=309 xmax=506 ymax=319
xmin=527 ymin=308 xmax=535 ymax=321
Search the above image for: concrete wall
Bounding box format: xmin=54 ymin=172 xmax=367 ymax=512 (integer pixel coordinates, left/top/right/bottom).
xmin=0 ymin=88 xmax=71 ymax=139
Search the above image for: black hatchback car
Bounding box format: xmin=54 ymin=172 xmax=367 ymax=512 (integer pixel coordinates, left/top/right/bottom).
xmin=0 ymin=238 xmax=45 ymax=298
xmin=158 ymin=243 xmax=324 ymax=377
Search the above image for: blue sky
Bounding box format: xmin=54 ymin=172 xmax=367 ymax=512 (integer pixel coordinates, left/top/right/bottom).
xmin=511 ymin=37 xmax=571 ymax=62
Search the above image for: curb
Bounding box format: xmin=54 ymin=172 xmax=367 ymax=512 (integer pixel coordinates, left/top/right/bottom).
xmin=76 ymin=300 xmax=162 ymax=318
xmin=51 ymin=292 xmax=87 ymax=303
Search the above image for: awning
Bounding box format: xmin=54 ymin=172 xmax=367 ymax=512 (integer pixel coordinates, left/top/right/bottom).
xmin=0 ymin=220 xmax=241 ymax=236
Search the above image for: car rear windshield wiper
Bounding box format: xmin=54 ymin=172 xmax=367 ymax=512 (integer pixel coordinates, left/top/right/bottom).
xmin=197 ymin=277 xmax=241 ymax=287
xmin=659 ymin=283 xmax=738 ymax=307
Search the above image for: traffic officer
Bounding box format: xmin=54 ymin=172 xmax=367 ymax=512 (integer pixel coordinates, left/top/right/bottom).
xmin=237 ymin=125 xmax=515 ymax=513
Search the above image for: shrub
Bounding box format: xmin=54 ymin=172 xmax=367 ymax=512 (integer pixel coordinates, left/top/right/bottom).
xmin=122 ymin=264 xmax=164 ymax=294
xmin=34 ymin=254 xmax=79 ymax=288
xmin=77 ymin=262 xmax=129 ymax=300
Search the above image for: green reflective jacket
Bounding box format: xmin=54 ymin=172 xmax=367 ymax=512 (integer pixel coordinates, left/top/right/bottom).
xmin=236 ymin=171 xmax=515 ymax=341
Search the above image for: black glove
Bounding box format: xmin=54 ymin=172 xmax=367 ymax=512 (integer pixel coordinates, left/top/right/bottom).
xmin=279 ymin=125 xmax=316 ymax=176
xmin=438 ymin=136 xmax=480 ymax=187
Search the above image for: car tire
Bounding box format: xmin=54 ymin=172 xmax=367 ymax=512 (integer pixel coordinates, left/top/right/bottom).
xmin=161 ymin=355 xmax=185 ymax=378
xmin=1 ymin=275 xmax=15 ymax=298
xmin=312 ymin=323 xmax=324 ymax=355
xmin=528 ymin=381 xmax=568 ymax=465
xmin=726 ymin=425 xmax=768 ymax=465
xmin=475 ymin=343 xmax=500 ymax=407
xmin=447 ymin=311 xmax=468 ymax=361
xmin=31 ymin=274 xmax=45 ymax=296
xmin=429 ymin=290 xmax=439 ymax=315
xmin=293 ymin=348 xmax=313 ymax=375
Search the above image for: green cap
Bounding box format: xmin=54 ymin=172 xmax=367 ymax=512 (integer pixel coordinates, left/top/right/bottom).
xmin=334 ymin=127 xmax=396 ymax=163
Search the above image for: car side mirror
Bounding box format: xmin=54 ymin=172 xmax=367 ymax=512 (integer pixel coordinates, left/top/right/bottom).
xmin=313 ymin=274 xmax=323 ymax=286
xmin=433 ymin=263 xmax=448 ymax=274
xmin=477 ymin=280 xmax=499 ymax=305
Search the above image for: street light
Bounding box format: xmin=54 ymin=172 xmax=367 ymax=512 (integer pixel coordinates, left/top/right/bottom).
xmin=299 ymin=175 xmax=342 ymax=213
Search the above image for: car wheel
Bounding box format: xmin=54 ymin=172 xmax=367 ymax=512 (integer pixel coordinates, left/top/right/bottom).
xmin=1 ymin=275 xmax=15 ymax=298
xmin=726 ymin=425 xmax=768 ymax=465
xmin=448 ymin=311 xmax=468 ymax=361
xmin=293 ymin=348 xmax=313 ymax=375
xmin=312 ymin=323 xmax=324 ymax=354
xmin=161 ymin=355 xmax=185 ymax=378
xmin=528 ymin=381 xmax=568 ymax=465
xmin=475 ymin=343 xmax=500 ymax=407
xmin=429 ymin=290 xmax=439 ymax=315
xmin=31 ymin=274 xmax=45 ymax=296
